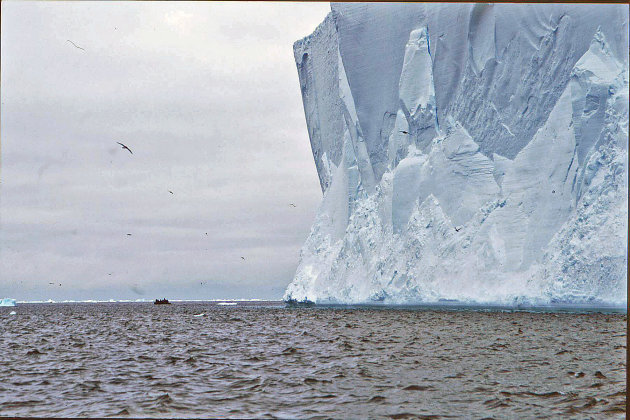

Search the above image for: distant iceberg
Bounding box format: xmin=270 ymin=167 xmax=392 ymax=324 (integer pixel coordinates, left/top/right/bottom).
xmin=0 ymin=298 xmax=16 ymax=307
xmin=285 ymin=3 xmax=628 ymax=306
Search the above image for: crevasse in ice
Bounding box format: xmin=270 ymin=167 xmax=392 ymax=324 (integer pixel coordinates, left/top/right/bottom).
xmin=285 ymin=3 xmax=628 ymax=306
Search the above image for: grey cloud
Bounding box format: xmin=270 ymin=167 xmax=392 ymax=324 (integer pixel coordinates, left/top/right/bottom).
xmin=1 ymin=1 xmax=330 ymax=301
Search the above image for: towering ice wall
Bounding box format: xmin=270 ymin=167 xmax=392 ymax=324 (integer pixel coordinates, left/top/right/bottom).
xmin=286 ymin=3 xmax=629 ymax=306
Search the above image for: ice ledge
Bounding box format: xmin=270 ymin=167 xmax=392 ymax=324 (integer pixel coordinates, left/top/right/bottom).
xmin=287 ymin=5 xmax=628 ymax=306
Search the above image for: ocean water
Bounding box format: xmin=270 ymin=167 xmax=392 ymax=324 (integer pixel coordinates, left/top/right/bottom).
xmin=0 ymin=302 xmax=625 ymax=418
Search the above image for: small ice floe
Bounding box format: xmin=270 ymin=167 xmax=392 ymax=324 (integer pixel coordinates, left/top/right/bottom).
xmin=0 ymin=298 xmax=16 ymax=307
xmin=9 ymin=311 xmax=16 ymax=315
xmin=193 ymin=313 xmax=205 ymax=317
xmin=217 ymin=302 xmax=237 ymax=306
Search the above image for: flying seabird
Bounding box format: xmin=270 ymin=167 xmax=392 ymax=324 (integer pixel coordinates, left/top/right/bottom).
xmin=454 ymin=226 xmax=462 ymax=232
xmin=399 ymin=130 xmax=409 ymax=134
xmin=67 ymin=40 xmax=85 ymax=51
xmin=48 ymin=282 xmax=55 ymax=285
xmin=116 ymin=142 xmax=133 ymax=154
xmin=241 ymin=256 xmax=245 ymax=260
xmin=289 ymin=203 xmax=296 ymax=207
xmin=168 ymin=190 xmax=174 ymax=194
xmin=126 ymin=233 xmax=132 ymax=236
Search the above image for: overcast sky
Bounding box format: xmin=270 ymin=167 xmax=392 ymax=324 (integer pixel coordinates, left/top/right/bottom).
xmin=0 ymin=1 xmax=330 ymax=301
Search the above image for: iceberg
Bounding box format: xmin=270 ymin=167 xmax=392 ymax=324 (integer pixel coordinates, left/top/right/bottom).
xmin=285 ymin=3 xmax=628 ymax=306
xmin=0 ymin=298 xmax=16 ymax=307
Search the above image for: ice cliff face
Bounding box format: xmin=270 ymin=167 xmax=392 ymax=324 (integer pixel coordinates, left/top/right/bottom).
xmin=286 ymin=3 xmax=628 ymax=306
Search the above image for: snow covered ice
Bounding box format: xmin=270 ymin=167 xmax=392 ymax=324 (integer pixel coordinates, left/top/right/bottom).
xmin=0 ymin=298 xmax=16 ymax=307
xmin=285 ymin=3 xmax=628 ymax=306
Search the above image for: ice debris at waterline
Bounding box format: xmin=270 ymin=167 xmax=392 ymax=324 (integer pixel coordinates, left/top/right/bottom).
xmin=0 ymin=299 xmax=16 ymax=307
xmin=284 ymin=4 xmax=628 ymax=306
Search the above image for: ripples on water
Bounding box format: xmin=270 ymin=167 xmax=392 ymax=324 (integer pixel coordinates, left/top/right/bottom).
xmin=0 ymin=302 xmax=626 ymax=418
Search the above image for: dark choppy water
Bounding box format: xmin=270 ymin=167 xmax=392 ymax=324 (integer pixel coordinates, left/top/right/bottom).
xmin=0 ymin=302 xmax=626 ymax=418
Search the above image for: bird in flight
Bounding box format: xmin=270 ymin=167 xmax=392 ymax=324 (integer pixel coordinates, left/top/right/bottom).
xmin=126 ymin=233 xmax=132 ymax=236
xmin=168 ymin=190 xmax=174 ymax=194
xmin=117 ymin=142 xmax=133 ymax=154
xmin=289 ymin=203 xmax=296 ymax=207
xmin=48 ymin=282 xmax=55 ymax=285
xmin=454 ymin=226 xmax=462 ymax=232
xmin=241 ymin=256 xmax=245 ymax=260
xmin=67 ymin=40 xmax=85 ymax=51
xmin=399 ymin=130 xmax=409 ymax=134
